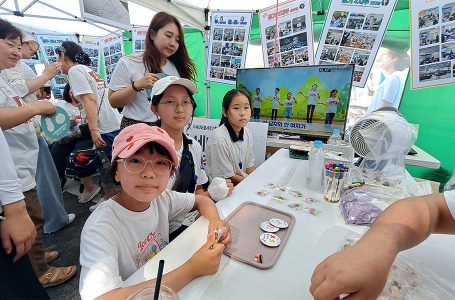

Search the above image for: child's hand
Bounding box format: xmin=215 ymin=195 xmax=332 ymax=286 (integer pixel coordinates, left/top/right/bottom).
xmin=208 ymin=219 xmax=232 ymax=245
xmin=225 ymin=179 xmax=234 ymax=197
xmin=189 ymin=232 xmax=225 ymax=277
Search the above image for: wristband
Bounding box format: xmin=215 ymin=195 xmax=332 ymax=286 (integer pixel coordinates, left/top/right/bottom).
xmin=131 ymin=81 xmax=143 ymax=92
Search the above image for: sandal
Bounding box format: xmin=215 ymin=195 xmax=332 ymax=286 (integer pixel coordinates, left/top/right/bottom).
xmin=78 ymin=186 xmax=101 ymax=203
xmin=44 ymin=250 xmax=59 ymax=263
xmin=39 ymin=266 xmax=77 ymax=288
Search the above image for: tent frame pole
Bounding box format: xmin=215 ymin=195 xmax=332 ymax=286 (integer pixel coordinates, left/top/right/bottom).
xmin=204 ymin=7 xmax=210 ymax=118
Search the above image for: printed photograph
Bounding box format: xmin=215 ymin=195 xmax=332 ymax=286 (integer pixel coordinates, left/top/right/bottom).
xmin=210 ymin=66 xmax=224 ymax=79
xmin=213 ymin=28 xmax=223 ymax=41
xmin=292 ymin=16 xmax=306 ymax=33
xmin=268 ymin=54 xmax=280 ymax=67
xmin=419 ymin=61 xmax=451 ymax=82
xmin=346 ymin=13 xmax=365 ymax=30
xmin=234 ymin=29 xmax=245 ymax=42
xmin=353 ymin=67 xmax=364 ymax=82
xmin=330 ymin=11 xmax=348 ymax=28
xmin=325 ymin=29 xmax=343 ymax=46
xmin=418 ymin=7 xmax=439 ymax=29
xmin=442 ymin=23 xmax=455 ymax=43
xmin=280 ymin=51 xmax=295 ymax=66
xmin=441 ymin=42 xmax=455 ymax=60
xmin=211 ymin=55 xmax=221 ymax=66
xmin=267 ymin=41 xmax=278 ymax=56
xmin=335 ymin=47 xmax=354 ymax=63
xmin=265 ymin=25 xmax=277 ymax=40
xmin=341 ymin=31 xmax=376 ymax=50
xmin=230 ymin=57 xmax=241 ymax=69
xmin=220 ymin=55 xmax=231 ymax=67
xmin=442 ymin=2 xmax=455 ymax=23
xmin=351 ymin=49 xmax=370 ymax=66
xmin=419 ymin=27 xmax=440 ymax=46
xmin=224 ymin=68 xmax=237 ymax=80
xmin=320 ymin=46 xmax=337 ymax=61
xmin=363 ymin=14 xmax=384 ymax=31
xmin=223 ymin=28 xmax=234 ymax=41
xmin=212 ymin=42 xmax=222 ymax=54
xmin=279 ymin=32 xmax=308 ymax=52
xmin=294 ymin=47 xmax=309 ymax=65
xmin=419 ymin=45 xmax=440 ymax=65
xmin=44 ymin=46 xmax=55 ymax=56
xmin=278 ymin=20 xmax=292 ymax=37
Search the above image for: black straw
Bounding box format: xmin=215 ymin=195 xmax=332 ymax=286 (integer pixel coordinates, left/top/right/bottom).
xmin=153 ymin=260 xmax=165 ymax=300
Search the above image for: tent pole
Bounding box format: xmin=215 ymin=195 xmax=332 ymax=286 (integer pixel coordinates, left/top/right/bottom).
xmin=204 ymin=7 xmax=210 ymax=118
xmin=21 ymin=0 xmax=39 ymax=14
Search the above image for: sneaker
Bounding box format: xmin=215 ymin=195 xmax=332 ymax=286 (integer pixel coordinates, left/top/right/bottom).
xmin=78 ymin=186 xmax=101 ymax=203
xmin=67 ymin=213 xmax=76 ymax=224
xmin=89 ymin=197 xmax=106 ymax=212
xmin=39 ymin=266 xmax=77 ymax=288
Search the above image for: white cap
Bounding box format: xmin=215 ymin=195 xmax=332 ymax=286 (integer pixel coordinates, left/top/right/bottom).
xmin=151 ymin=76 xmax=197 ymax=98
xmin=22 ymin=34 xmax=39 ymax=51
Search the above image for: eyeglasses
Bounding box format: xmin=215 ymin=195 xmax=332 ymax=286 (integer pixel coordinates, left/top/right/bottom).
xmin=159 ymin=98 xmax=194 ymax=110
xmin=55 ymin=45 xmax=66 ymax=56
xmin=117 ymin=156 xmax=174 ymax=175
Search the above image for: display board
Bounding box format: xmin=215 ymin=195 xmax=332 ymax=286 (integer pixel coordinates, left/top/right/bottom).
xmin=207 ymin=11 xmax=252 ymax=84
xmin=101 ymin=32 xmax=124 ymax=83
xmin=132 ymin=25 xmax=148 ymax=53
xmin=81 ymin=36 xmax=101 ymax=73
xmin=315 ymin=0 xmax=397 ymax=87
xmin=36 ymin=34 xmax=74 ymax=96
xmin=79 ymin=0 xmax=131 ymax=30
xmin=259 ymin=0 xmax=315 ymax=67
xmin=410 ymin=0 xmax=455 ymax=89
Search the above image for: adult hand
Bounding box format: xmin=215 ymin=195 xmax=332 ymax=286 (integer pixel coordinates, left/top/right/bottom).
xmin=134 ymin=73 xmax=160 ymax=90
xmin=189 ymin=232 xmax=225 ymax=277
xmin=225 ymin=179 xmax=234 ymax=197
xmin=91 ymin=130 xmax=106 ymax=148
xmin=43 ymin=62 xmax=62 ymax=80
xmin=207 ymin=219 xmax=231 ymax=245
xmin=310 ymin=244 xmax=394 ymax=300
xmin=1 ymin=200 xmax=36 ymax=262
xmin=30 ymin=100 xmax=56 ymax=116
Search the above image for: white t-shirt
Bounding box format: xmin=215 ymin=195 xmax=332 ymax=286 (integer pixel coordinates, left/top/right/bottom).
xmin=283 ymin=98 xmax=295 ymax=108
xmin=68 ymin=65 xmax=120 ymax=134
xmin=2 ymin=61 xmax=38 ymax=103
xmin=0 ymin=128 xmax=24 ymax=214
xmin=79 ymin=191 xmax=195 ymax=300
xmin=444 ymin=189 xmax=455 ymax=220
xmin=109 ymin=53 xmax=179 ymax=122
xmin=366 ymin=72 xmax=403 ymax=114
xmin=307 ymin=90 xmax=318 ymax=105
xmin=0 ymin=75 xmax=38 ymax=192
xmin=206 ymin=124 xmax=255 ymax=180
xmin=326 ymin=97 xmax=341 ymax=113
xmin=253 ymin=95 xmax=262 ymax=109
xmin=167 ymin=136 xmax=208 ymax=190
xmin=272 ymin=94 xmax=281 ymax=110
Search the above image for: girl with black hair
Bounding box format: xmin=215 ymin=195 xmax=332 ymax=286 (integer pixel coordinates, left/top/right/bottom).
xmin=56 ymin=41 xmax=121 ymax=203
xmin=108 ymin=12 xmax=197 ymax=129
xmin=206 ymin=89 xmax=256 ymax=186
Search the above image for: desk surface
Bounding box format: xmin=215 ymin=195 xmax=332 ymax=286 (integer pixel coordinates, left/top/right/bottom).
xmin=126 ymin=149 xmax=454 ymax=299
xmin=266 ymin=137 xmax=441 ymax=169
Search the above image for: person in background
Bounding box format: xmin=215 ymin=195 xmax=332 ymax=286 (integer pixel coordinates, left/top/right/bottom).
xmin=79 ymin=124 xmax=231 ymax=299
xmin=252 ymin=87 xmax=262 ymax=120
xmin=206 ymin=89 xmax=255 ymax=186
xmin=301 ymin=83 xmax=320 ymax=123
xmin=282 ymin=91 xmax=297 ymax=123
xmin=108 ymin=11 xmax=196 ymax=129
xmin=310 ymin=191 xmax=455 ymax=300
xmin=56 ymin=41 xmax=121 ymax=204
xmin=2 ymin=35 xmax=76 ymax=234
xmin=321 ymin=89 xmax=343 ymax=132
xmin=271 ymin=87 xmax=281 ymax=120
xmin=366 ymin=49 xmax=409 ymax=114
xmin=150 ymin=76 xmax=233 ymax=239
xmin=0 ymin=18 xmax=77 ymax=288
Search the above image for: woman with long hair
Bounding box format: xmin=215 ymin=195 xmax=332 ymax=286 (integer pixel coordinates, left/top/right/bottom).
xmin=108 ymin=12 xmax=197 ymax=129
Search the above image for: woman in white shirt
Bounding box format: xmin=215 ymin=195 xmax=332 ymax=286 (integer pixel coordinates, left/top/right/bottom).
xmin=108 ymin=12 xmax=197 ymax=129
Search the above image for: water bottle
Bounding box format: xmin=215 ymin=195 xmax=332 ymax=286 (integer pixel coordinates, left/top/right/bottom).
xmin=327 ymin=129 xmax=342 ymax=145
xmin=342 ymin=126 xmax=351 ymax=146
xmin=307 ymin=140 xmax=325 ymax=191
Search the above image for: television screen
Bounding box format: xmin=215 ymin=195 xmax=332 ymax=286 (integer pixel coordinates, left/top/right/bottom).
xmin=236 ymin=64 xmax=354 ymax=138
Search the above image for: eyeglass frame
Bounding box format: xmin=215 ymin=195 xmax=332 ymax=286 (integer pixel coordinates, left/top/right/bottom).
xmin=158 ymin=98 xmax=195 ymax=111
xmin=116 ymin=156 xmax=175 ymax=175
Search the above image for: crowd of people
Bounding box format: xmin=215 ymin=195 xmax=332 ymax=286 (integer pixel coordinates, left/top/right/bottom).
xmin=1 ymin=8 xmax=455 ymax=300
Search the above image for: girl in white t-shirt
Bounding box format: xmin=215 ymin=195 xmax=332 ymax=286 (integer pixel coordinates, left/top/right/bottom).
xmin=206 ymin=89 xmax=256 ymax=186
xmin=108 ymin=12 xmax=197 ymax=129
xmin=79 ymin=124 xmax=231 ymax=300
xmin=320 ymin=89 xmax=343 ymax=132
xmin=271 ymin=87 xmax=281 ymax=120
xmin=57 ymin=41 xmax=121 ymax=203
xmin=302 ymin=83 xmax=320 ymax=123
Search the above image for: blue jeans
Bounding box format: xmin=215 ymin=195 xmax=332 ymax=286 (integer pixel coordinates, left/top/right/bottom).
xmin=97 ymin=130 xmax=119 ymax=187
xmin=36 ymin=136 xmax=69 ymax=234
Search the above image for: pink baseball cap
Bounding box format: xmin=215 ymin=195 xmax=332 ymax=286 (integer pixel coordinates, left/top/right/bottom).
xmin=111 ymin=124 xmax=179 ymax=166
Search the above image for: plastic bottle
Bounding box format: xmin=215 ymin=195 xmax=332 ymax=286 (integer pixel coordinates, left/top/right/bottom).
xmin=342 ymin=126 xmax=351 ymax=146
xmin=307 ymin=140 xmax=325 ymax=191
xmin=327 ymin=129 xmax=342 ymax=145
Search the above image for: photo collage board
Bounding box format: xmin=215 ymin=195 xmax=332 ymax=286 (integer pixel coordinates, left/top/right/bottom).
xmin=132 ymin=26 xmax=148 ymax=53
xmin=259 ymin=0 xmax=315 ymax=68
xmin=101 ymin=32 xmax=124 ymax=84
xmin=81 ymin=36 xmax=101 ymax=73
xmin=411 ymin=0 xmax=455 ymax=89
xmin=36 ymin=34 xmax=74 ymax=96
xmin=207 ymin=11 xmax=252 ymax=84
xmin=315 ymin=0 xmax=397 ymax=87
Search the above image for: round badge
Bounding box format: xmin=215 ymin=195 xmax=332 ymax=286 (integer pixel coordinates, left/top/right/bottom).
xmin=259 ymin=233 xmax=281 ymax=247
xmin=269 ymin=218 xmax=289 ymax=229
xmin=260 ymin=221 xmax=279 ymax=233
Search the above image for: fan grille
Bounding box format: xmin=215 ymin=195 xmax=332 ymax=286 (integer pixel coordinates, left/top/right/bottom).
xmin=350 ymin=119 xmax=392 ymax=158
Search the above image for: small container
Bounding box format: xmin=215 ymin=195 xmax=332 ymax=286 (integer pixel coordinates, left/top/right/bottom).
xmin=327 ymin=128 xmax=342 ymax=145
xmin=323 ymin=163 xmax=349 ymax=203
xmin=127 ymin=285 xmax=179 ymax=300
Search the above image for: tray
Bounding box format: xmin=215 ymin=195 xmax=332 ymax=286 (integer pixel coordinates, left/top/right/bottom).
xmin=223 ymin=201 xmax=295 ymax=269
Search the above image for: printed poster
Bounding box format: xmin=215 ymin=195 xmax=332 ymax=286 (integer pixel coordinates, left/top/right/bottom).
xmin=411 ymin=0 xmax=455 ymax=89
xmin=315 ymin=0 xmax=397 ymax=87
xmin=81 ymin=36 xmax=101 ymax=73
xmin=207 ymin=11 xmax=252 ymax=84
xmin=259 ymin=0 xmax=315 ymax=67
xmin=36 ymin=34 xmax=74 ymax=96
xmin=132 ymin=26 xmax=148 ymax=53
xmin=101 ymin=32 xmax=124 ymax=83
